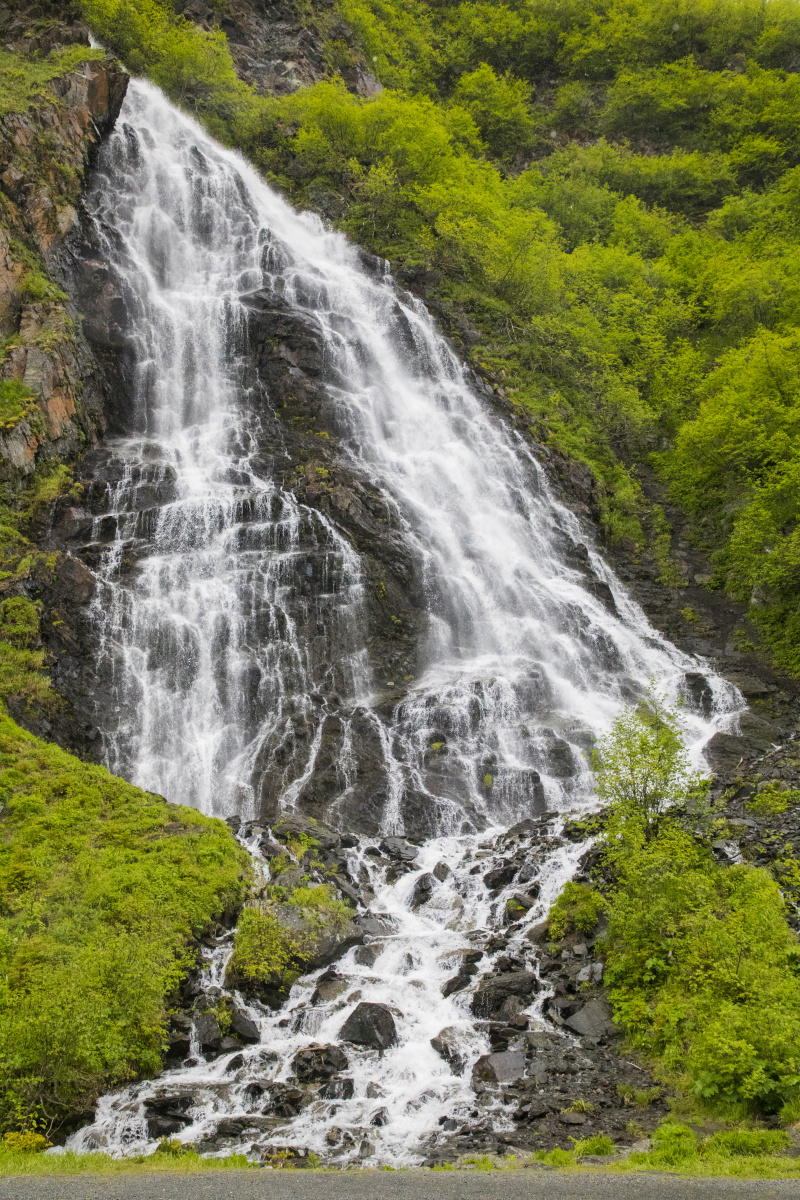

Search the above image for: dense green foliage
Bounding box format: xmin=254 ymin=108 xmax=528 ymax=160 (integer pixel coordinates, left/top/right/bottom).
xmin=584 ymin=701 xmax=800 ymax=1114
xmin=79 ymin=0 xmax=800 ymax=671
xmin=0 ymin=713 xmax=249 ymax=1131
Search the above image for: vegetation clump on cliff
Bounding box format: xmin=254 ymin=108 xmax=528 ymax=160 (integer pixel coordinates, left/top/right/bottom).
xmin=551 ymin=696 xmax=800 ymax=1120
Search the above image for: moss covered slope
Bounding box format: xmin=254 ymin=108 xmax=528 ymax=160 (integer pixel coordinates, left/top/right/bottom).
xmin=0 ymin=708 xmax=250 ymax=1132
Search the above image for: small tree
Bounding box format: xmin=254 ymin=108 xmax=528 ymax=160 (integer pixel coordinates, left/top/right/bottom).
xmin=593 ymin=689 xmax=705 ymax=834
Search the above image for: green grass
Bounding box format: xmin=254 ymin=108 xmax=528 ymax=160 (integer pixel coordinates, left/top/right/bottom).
xmin=0 ymin=707 xmax=250 ymax=1132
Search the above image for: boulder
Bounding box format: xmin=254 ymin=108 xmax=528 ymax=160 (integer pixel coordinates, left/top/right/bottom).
xmin=472 ymin=1050 xmax=526 ymax=1086
xmin=319 ymin=1078 xmax=355 ymax=1099
xmin=471 ymin=971 xmax=538 ymax=1018
xmin=410 ymin=872 xmax=436 ymax=907
xmin=338 ymin=1001 xmax=398 ymax=1050
xmin=482 ymin=864 xmax=516 ymax=891
xmin=230 ymin=1007 xmax=260 ymax=1043
xmin=379 ymin=836 xmax=418 ymax=862
xmin=432 ymin=861 xmax=450 ymax=882
xmin=430 ymin=1027 xmax=466 ymax=1075
xmin=292 ymin=1043 xmax=348 ymax=1082
xmin=194 ymin=1011 xmax=223 ymax=1053
xmin=272 ymin=813 xmax=340 ymax=852
xmin=564 ymin=998 xmax=615 ymax=1038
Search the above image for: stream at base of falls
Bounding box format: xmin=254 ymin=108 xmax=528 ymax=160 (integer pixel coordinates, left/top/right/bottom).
xmin=65 ymin=78 xmax=742 ymax=1165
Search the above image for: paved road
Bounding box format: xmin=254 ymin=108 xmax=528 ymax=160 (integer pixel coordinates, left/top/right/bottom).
xmin=2 ymin=1171 xmax=798 ymax=1200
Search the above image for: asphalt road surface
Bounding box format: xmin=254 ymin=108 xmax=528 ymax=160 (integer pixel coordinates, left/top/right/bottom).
xmin=2 ymin=1171 xmax=799 ymax=1200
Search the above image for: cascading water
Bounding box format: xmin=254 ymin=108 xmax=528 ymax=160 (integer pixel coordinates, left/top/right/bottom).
xmin=69 ymin=80 xmax=742 ymax=1164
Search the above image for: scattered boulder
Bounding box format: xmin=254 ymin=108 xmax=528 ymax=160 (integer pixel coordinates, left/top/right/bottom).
xmin=230 ymin=1007 xmax=260 ymax=1043
xmin=319 ymin=1078 xmax=355 ymax=1100
xmin=292 ymin=1043 xmax=348 ymax=1082
xmin=472 ymin=1050 xmax=526 ymax=1086
xmin=194 ymin=1011 xmax=223 ymax=1053
xmin=143 ymin=1094 xmax=193 ymax=1140
xmin=564 ymin=998 xmax=616 ymax=1038
xmin=370 ymin=1107 xmax=390 ymax=1126
xmin=432 ymin=861 xmax=450 ymax=882
xmin=411 ymin=872 xmax=436 ymax=907
xmin=338 ymin=1001 xmax=398 ymax=1050
xmin=272 ymin=813 xmax=340 ymax=852
xmin=430 ymin=1027 xmax=466 ymax=1075
xmin=483 ymin=864 xmax=516 ymax=890
xmin=471 ymin=971 xmax=538 ymax=1018
xmin=379 ymin=836 xmax=418 ymax=862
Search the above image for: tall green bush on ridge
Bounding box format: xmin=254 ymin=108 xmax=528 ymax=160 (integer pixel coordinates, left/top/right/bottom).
xmin=589 ymin=701 xmax=800 ymax=1113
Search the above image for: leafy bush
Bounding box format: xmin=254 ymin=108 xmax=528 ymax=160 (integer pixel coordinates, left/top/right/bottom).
xmin=648 ymin=1123 xmax=699 ymax=1166
xmin=226 ymin=907 xmax=296 ymax=986
xmin=548 ymin=881 xmax=604 ymax=939
xmin=592 ymin=703 xmax=800 ymax=1113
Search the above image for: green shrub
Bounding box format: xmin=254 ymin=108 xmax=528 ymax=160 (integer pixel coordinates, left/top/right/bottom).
xmin=574 ymin=1134 xmax=615 ymax=1156
xmin=595 ymin=703 xmax=800 ymax=1113
xmin=704 ymin=1129 xmax=790 ymax=1157
xmin=548 ymin=882 xmax=604 ymax=939
xmin=227 ymin=907 xmax=296 ymax=985
xmin=747 ymin=787 xmax=798 ymax=817
xmin=0 ymin=381 xmax=37 ymax=432
xmin=648 ymin=1123 xmax=699 ymax=1166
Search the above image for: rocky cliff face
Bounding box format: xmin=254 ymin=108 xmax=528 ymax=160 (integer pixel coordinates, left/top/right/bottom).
xmin=176 ymin=0 xmax=382 ymax=96
xmin=0 ymin=2 xmax=128 ymax=481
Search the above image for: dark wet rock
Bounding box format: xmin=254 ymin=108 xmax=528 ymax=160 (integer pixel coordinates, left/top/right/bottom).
xmin=230 ymin=1007 xmax=260 ymax=1043
xmin=472 ymin=1050 xmax=526 ymax=1086
xmin=292 ymin=1043 xmax=348 ymax=1082
xmin=356 ymin=914 xmax=396 ymax=937
xmin=338 ymin=1001 xmax=398 ymax=1049
xmin=319 ymin=1077 xmax=355 ymax=1100
xmin=143 ymin=1093 xmax=193 ymax=1139
xmin=379 ymin=836 xmax=418 ymax=862
xmin=472 ymin=971 xmax=538 ymax=1018
xmin=559 ymin=1110 xmax=587 ymax=1126
xmin=430 ymin=1027 xmax=466 ymax=1075
xmin=353 ymin=942 xmax=383 ymax=967
xmin=194 ymin=1011 xmax=223 ymax=1053
xmin=432 ymin=861 xmax=450 ymax=882
xmin=265 ymin=1084 xmax=312 ymax=1118
xmin=441 ymin=972 xmax=472 ymax=998
xmin=146 ymin=1114 xmax=188 ymax=1139
xmin=482 ymin=864 xmax=516 ymax=890
xmin=370 ymin=1106 xmax=390 ymax=1126
xmin=410 ymin=871 xmax=436 ymax=907
xmin=311 ymin=968 xmax=350 ymax=1005
xmin=225 ymin=1053 xmax=245 ymax=1073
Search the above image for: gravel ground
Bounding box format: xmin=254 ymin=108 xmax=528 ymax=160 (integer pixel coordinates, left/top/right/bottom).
xmin=1 ymin=1171 xmax=798 ymax=1200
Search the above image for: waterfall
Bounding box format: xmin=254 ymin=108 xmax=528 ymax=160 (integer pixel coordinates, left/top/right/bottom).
xmin=71 ymin=80 xmax=741 ymax=1163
